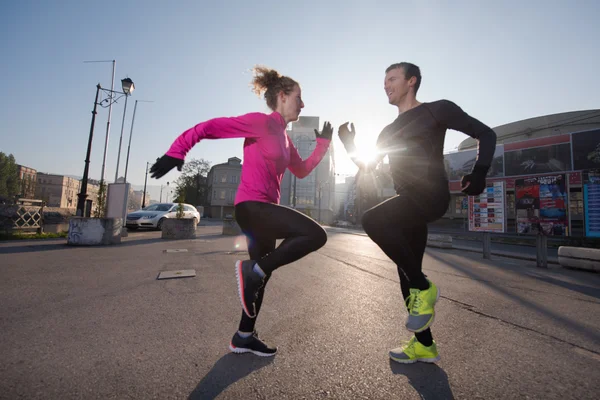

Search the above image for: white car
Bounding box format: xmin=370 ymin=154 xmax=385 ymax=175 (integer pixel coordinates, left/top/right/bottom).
xmin=126 ymin=203 xmax=200 ymax=230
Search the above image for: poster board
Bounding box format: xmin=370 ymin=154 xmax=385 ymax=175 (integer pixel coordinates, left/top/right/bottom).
xmin=515 ymin=174 xmax=568 ymax=236
xmin=469 ymin=181 xmax=506 ymax=232
xmin=583 ymin=170 xmax=600 ymax=237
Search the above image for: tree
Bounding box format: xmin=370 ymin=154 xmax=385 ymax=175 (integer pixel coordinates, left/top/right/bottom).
xmin=174 ymin=158 xmax=211 ymax=205
xmin=93 ymin=182 xmax=107 ymax=218
xmin=19 ymin=174 xmax=36 ymax=199
xmin=0 ymin=152 xmax=19 ymax=203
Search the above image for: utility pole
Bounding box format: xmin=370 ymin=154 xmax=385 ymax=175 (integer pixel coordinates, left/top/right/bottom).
xmin=142 ymin=162 xmax=150 ymax=208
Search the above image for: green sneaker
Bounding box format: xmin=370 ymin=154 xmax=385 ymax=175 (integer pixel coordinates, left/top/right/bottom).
xmin=389 ymin=336 xmax=441 ymax=364
xmin=405 ymin=280 xmax=440 ymax=333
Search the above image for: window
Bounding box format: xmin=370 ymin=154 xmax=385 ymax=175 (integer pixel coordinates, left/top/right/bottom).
xmin=455 ymin=196 xmax=467 ymax=215
xmin=506 ymin=192 xmax=515 ymax=217
xmin=230 ymin=175 xmax=238 ymax=184
xmin=570 ymin=190 xmax=583 ymax=216
xmin=185 ymin=205 xmax=195 ymax=212
xmin=220 ymin=190 xmax=226 ymax=200
xmin=213 ymin=190 xmax=216 ymax=199
xmin=221 ymin=174 xmax=227 ymax=183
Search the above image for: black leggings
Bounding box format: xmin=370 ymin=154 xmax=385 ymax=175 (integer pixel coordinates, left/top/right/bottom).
xmin=234 ymin=201 xmax=327 ymax=332
xmin=361 ymin=192 xmax=449 ymax=344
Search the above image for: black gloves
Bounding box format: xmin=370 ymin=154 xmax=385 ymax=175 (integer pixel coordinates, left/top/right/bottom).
xmin=314 ymin=121 xmax=333 ymax=141
xmin=338 ymin=122 xmax=355 ymax=147
xmin=461 ymin=165 xmax=490 ymax=196
xmin=150 ymin=155 xmax=184 ymax=179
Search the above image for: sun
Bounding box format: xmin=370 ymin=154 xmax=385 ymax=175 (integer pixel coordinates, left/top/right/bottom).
xmin=355 ymin=146 xmax=379 ymax=164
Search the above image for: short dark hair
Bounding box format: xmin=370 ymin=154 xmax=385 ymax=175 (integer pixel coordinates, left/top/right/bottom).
xmin=386 ymin=62 xmax=421 ymax=94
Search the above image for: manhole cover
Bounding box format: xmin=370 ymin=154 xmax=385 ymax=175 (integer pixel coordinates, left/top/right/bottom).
xmin=157 ymin=269 xmax=196 ymax=280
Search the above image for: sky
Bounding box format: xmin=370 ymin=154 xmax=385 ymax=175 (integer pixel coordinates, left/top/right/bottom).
xmin=1 ymin=0 xmax=598 ymax=200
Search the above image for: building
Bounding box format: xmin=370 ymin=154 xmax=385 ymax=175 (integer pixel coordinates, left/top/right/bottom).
xmin=280 ymin=116 xmax=337 ymax=224
xmin=441 ymin=109 xmax=600 ymax=237
xmin=16 ymin=165 xmax=37 ymax=198
xmin=36 ymin=173 xmax=81 ymax=209
xmin=207 ymin=157 xmax=242 ymax=219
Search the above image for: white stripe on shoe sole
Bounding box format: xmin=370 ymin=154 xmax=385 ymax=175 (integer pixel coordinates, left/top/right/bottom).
xmin=235 ymin=260 xmax=255 ymax=318
xmin=229 ymin=344 xmax=276 ymax=357
xmin=390 ymin=355 xmax=441 ymax=364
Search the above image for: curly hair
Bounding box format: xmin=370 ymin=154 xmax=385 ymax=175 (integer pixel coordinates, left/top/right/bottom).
xmin=251 ymin=65 xmax=298 ymax=111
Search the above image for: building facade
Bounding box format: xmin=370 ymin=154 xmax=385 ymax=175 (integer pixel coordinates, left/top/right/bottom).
xmin=207 ymin=157 xmax=242 ymax=218
xmin=16 ymin=164 xmax=37 ymax=199
xmin=36 ymin=174 xmax=81 ymax=209
xmin=441 ymin=109 xmax=600 ymax=237
xmin=280 ymin=116 xmax=336 ymax=224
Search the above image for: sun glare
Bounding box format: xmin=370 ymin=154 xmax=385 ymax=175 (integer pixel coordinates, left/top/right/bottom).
xmin=355 ymin=146 xmax=379 ymax=164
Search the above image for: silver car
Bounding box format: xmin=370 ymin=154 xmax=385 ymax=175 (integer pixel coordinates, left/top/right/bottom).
xmin=126 ymin=202 xmax=200 ymax=230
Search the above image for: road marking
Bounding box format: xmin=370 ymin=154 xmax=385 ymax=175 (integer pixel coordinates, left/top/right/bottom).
xmin=157 ymin=269 xmax=196 ymax=280
xmin=164 ymin=249 xmax=188 ymax=253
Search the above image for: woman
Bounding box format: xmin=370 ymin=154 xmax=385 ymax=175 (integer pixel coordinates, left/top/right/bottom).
xmin=150 ymin=66 xmax=332 ymax=356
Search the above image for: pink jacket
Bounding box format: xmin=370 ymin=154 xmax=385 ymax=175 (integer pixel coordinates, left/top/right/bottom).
xmin=165 ymin=111 xmax=331 ymax=205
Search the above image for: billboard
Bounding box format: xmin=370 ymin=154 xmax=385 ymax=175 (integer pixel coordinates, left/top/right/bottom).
xmin=583 ymin=170 xmax=600 ymax=238
xmin=572 ymin=129 xmax=600 ymax=171
xmin=444 ymin=145 xmax=504 ymax=181
xmin=468 ymin=181 xmax=506 ymax=232
xmin=504 ymin=143 xmax=571 ymax=177
xmin=515 ymin=174 xmax=568 ymax=236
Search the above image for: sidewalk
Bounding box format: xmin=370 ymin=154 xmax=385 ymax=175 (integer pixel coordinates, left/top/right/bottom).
xmin=325 ymin=226 xmax=562 ymax=265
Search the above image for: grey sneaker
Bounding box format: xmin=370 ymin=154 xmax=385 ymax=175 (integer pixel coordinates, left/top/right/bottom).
xmin=229 ymin=331 xmax=277 ymax=357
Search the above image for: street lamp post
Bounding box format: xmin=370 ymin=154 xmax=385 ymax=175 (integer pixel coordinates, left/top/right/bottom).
xmin=160 ymin=182 xmax=170 ymax=202
xmin=76 ymin=84 xmax=101 ymax=217
xmin=123 ymin=100 xmax=153 ymax=183
xmin=83 ymin=59 xmax=116 ymax=186
xmin=114 ymin=78 xmax=135 ymax=183
xmin=76 ymin=78 xmax=135 ymax=217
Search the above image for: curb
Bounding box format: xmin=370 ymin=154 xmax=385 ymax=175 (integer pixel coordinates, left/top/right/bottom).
xmin=452 ymin=245 xmax=560 ymax=265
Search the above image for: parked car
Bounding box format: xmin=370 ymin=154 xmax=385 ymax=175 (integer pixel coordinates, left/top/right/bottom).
xmin=126 ymin=203 xmax=200 ymax=230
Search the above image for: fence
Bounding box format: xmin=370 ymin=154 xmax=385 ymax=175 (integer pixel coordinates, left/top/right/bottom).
xmin=0 ymin=199 xmax=44 ymax=234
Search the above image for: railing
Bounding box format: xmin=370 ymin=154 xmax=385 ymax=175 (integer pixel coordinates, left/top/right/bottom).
xmin=0 ymin=199 xmax=44 ymax=233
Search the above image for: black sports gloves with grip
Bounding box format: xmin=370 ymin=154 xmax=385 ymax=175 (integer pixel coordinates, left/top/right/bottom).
xmin=314 ymin=121 xmax=333 ymax=141
xmin=150 ymin=155 xmax=184 ymax=179
xmin=461 ymin=165 xmax=489 ymax=196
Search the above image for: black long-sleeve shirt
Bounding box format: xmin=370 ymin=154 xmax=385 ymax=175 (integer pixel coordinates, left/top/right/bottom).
xmin=372 ymin=100 xmax=497 ymax=195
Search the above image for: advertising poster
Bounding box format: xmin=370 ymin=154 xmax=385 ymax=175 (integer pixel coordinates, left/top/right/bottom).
xmin=515 ymin=174 xmax=568 ymax=236
xmin=469 ymin=181 xmax=505 ymax=232
xmin=444 ymin=145 xmax=504 ymax=181
xmin=572 ymin=129 xmax=600 ymax=171
xmin=583 ymin=170 xmax=600 ymax=237
xmin=505 ymin=143 xmax=572 ymax=176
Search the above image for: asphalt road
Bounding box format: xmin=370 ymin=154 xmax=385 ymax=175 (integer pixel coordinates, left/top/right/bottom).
xmin=1 ymin=226 xmax=599 ymax=399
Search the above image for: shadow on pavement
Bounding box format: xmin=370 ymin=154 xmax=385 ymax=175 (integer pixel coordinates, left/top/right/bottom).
xmin=0 ymin=237 xmax=172 ymax=254
xmin=0 ymin=241 xmax=68 ymax=254
xmin=428 ymin=252 xmax=600 ymax=345
xmin=389 ymin=360 xmax=454 ymax=399
xmin=188 ymin=353 xmax=274 ymax=400
xmin=523 ymin=271 xmax=600 ymax=301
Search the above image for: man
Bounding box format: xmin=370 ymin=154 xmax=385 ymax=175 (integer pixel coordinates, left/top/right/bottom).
xmin=339 ymin=62 xmax=496 ymax=363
